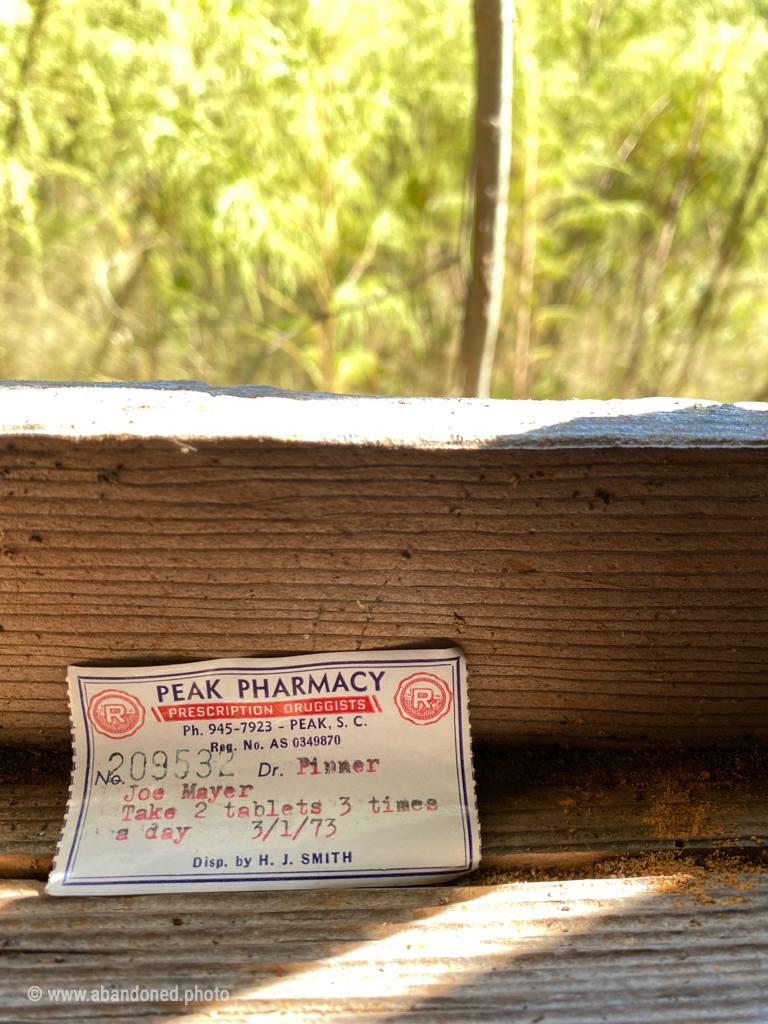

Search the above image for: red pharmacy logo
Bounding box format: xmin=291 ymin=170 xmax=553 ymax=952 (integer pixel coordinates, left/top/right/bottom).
xmin=88 ymin=689 xmax=146 ymax=739
xmin=394 ymin=673 xmax=452 ymax=726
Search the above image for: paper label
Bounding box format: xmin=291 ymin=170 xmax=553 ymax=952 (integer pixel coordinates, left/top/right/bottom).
xmin=47 ymin=648 xmax=479 ymax=895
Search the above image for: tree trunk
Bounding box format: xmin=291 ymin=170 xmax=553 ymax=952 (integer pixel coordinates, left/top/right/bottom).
xmin=513 ymin=44 xmax=538 ymax=400
xmin=458 ymin=0 xmax=514 ymax=398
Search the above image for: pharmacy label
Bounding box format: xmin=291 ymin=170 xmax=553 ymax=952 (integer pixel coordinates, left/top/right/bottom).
xmin=47 ymin=647 xmax=479 ymax=895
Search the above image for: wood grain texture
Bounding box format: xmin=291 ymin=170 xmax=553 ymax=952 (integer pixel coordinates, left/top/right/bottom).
xmin=2 ymin=874 xmax=768 ymax=1021
xmin=1 ymin=437 xmax=768 ymax=747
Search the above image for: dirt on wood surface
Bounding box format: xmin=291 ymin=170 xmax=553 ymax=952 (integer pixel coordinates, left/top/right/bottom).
xmin=0 ymin=744 xmax=69 ymax=785
xmin=466 ymin=849 xmax=768 ymax=905
xmin=474 ymin=742 xmax=768 ymax=797
xmin=5 ymin=742 xmax=768 ymax=898
xmin=475 ymin=742 xmax=768 ymax=839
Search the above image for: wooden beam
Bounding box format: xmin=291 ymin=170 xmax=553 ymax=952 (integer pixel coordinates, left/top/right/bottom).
xmin=1 ymin=385 xmax=768 ymax=749
xmin=0 ymin=382 xmax=767 ymax=448
xmin=2 ymin=872 xmax=768 ymax=1020
xmin=2 ymin=439 xmax=768 ymax=748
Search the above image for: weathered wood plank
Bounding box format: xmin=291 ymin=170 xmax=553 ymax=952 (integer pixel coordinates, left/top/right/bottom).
xmin=1 ymin=381 xmax=767 ymax=447
xmin=1 ymin=871 xmax=768 ymax=1021
xmin=2 ymin=387 xmax=768 ymax=749
xmin=3 ymin=386 xmax=768 ymax=1021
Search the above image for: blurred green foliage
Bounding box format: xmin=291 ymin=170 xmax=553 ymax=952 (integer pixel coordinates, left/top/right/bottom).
xmin=1 ymin=0 xmax=768 ymax=399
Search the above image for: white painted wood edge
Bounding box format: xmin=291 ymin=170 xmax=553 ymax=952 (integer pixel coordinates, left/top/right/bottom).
xmin=1 ymin=381 xmax=767 ymax=448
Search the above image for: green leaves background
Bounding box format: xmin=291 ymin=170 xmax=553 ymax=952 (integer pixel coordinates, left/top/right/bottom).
xmin=2 ymin=0 xmax=768 ymax=400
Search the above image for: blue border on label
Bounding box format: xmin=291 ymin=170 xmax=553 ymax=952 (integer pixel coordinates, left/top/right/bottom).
xmin=62 ymin=655 xmax=474 ymax=887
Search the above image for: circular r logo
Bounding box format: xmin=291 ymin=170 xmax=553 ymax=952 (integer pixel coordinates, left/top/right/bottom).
xmin=88 ymin=689 xmax=146 ymax=739
xmin=394 ymin=673 xmax=452 ymax=726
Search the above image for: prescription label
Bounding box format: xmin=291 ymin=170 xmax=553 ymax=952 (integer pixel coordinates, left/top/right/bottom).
xmin=47 ymin=647 xmax=479 ymax=895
